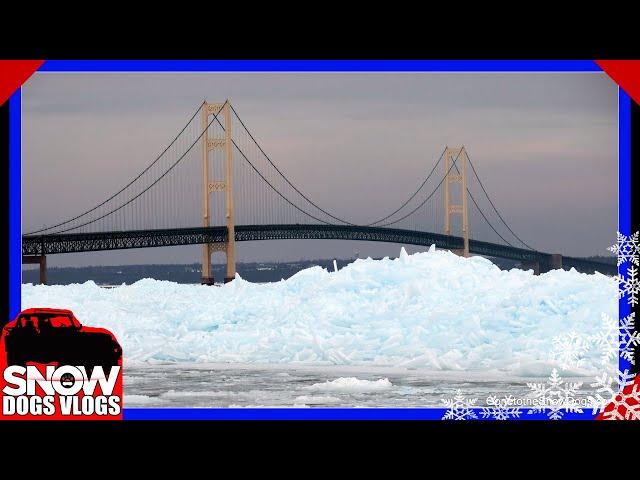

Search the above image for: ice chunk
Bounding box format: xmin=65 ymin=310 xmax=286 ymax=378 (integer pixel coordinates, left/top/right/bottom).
xmin=304 ymin=377 xmax=393 ymax=393
xmin=294 ymin=395 xmax=342 ymax=404
xmin=21 ymin=248 xmax=617 ymax=374
xmin=123 ymin=394 xmax=156 ymax=404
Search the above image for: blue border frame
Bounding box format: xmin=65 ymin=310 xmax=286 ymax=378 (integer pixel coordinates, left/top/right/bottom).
xmin=9 ymin=92 xmax=21 ymax=322
xmin=618 ymin=90 xmax=632 ymax=375
xmin=37 ymin=60 xmax=602 ymax=72
xmin=8 ymin=60 xmax=630 ymax=420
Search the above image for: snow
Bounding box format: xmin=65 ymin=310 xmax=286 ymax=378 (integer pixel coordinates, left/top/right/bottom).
xmin=304 ymin=377 xmax=393 ymax=393
xmin=21 ymin=247 xmax=617 ymax=375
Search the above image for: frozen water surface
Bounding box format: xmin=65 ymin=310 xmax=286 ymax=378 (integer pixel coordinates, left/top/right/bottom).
xmin=22 ymin=247 xmax=617 ymax=407
xmin=121 ymin=363 xmax=601 ymax=408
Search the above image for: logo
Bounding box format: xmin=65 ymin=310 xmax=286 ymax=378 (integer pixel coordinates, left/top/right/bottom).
xmin=60 ymin=372 xmax=75 ymax=388
xmin=2 ymin=365 xmax=122 ymax=417
xmin=0 ymin=308 xmax=123 ymax=420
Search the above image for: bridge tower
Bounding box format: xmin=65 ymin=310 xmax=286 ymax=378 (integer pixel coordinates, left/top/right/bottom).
xmin=443 ymin=146 xmax=470 ymax=257
xmin=201 ymin=101 xmax=236 ymax=284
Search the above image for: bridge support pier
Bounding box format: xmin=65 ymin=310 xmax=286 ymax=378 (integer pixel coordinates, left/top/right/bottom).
xmin=201 ymin=101 xmax=237 ymax=285
xmin=521 ymin=260 xmax=540 ymax=275
xmin=522 ymin=254 xmax=563 ymax=275
xmin=540 ymin=254 xmax=563 ymax=274
xmin=23 ymin=255 xmax=47 ymax=285
xmin=451 ymin=249 xmax=469 ymax=258
xmin=443 ymin=146 xmax=470 ymax=257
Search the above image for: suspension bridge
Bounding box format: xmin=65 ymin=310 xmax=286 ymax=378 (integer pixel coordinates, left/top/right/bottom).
xmin=22 ymin=101 xmax=616 ymax=284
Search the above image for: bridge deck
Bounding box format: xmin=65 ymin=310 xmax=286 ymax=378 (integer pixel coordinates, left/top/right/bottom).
xmin=21 ymin=225 xmax=617 ymax=275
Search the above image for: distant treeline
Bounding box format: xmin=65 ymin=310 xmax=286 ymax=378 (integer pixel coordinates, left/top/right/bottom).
xmin=22 ymin=259 xmax=357 ymax=285
xmin=22 ymin=254 xmax=610 ymax=286
xmin=582 ymin=255 xmax=616 ymax=265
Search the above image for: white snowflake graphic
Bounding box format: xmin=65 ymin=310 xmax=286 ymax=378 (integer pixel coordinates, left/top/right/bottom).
xmin=441 ymin=390 xmax=478 ymax=420
xmin=550 ymin=314 xmax=636 ymax=372
xmin=526 ymin=369 xmax=583 ymax=420
xmin=616 ymin=315 xmax=634 ymax=360
xmin=619 ymin=313 xmax=640 ymax=365
xmin=616 ymin=265 xmax=639 ymax=307
xmin=608 ymin=232 xmax=639 ymax=266
xmin=480 ymin=399 xmax=522 ymax=420
xmin=587 ymin=369 xmax=637 ymax=417
xmin=589 ymin=312 xmax=638 ymax=366
xmin=588 ymin=313 xmax=619 ymax=366
xmin=551 ymin=331 xmax=590 ymax=369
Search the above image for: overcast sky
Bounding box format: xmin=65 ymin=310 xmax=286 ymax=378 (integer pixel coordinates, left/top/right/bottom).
xmin=21 ymin=72 xmax=618 ymax=267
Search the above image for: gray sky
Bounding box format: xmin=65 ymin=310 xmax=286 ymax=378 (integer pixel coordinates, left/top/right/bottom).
xmin=21 ymin=72 xmax=618 ymax=267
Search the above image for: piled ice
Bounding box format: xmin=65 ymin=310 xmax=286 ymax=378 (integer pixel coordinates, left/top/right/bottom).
xmin=21 ymin=247 xmax=617 ymax=375
xmin=304 ymin=377 xmax=393 ymax=393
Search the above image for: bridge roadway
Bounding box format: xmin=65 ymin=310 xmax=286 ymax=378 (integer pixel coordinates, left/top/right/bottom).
xmin=21 ymin=224 xmax=617 ymax=276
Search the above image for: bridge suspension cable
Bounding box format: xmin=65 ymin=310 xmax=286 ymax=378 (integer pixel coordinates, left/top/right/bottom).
xmin=215 ymin=108 xmax=353 ymax=225
xmin=366 ymin=147 xmax=446 ymax=227
xmin=466 ymin=153 xmax=536 ymax=250
xmin=25 ymin=101 xmax=207 ymax=235
xmin=466 ymin=188 xmax=516 ymax=247
xmin=374 ymin=146 xmax=521 ymax=248
xmin=226 ymin=107 xmax=459 ymax=230
xmin=37 ymin=101 xmax=228 ymax=235
xmin=229 ymin=104 xmax=356 ymax=226
xmin=229 ymin=105 xmax=456 ymax=229
xmin=447 ymin=147 xmax=534 ymax=250
xmin=377 ymin=149 xmax=463 ymax=228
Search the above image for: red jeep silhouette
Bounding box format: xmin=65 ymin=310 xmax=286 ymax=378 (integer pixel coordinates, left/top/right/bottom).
xmin=1 ymin=308 xmax=122 ymax=375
